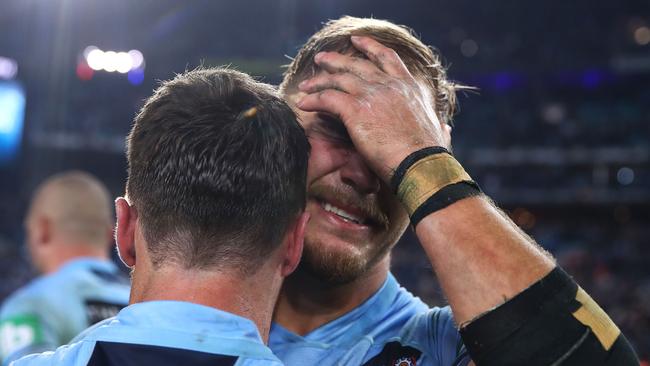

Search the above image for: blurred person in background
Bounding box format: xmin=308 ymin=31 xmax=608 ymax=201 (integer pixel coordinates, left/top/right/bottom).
xmin=270 ymin=16 xmax=639 ymax=365
xmin=12 ymin=67 xmax=310 ymax=365
xmin=0 ymin=171 xmax=130 ymax=365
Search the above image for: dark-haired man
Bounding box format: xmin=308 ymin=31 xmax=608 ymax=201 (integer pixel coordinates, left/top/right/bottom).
xmin=270 ymin=16 xmax=638 ymax=365
xmin=12 ymin=67 xmax=311 ymax=366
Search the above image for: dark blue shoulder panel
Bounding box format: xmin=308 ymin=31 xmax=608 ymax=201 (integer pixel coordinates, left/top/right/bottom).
xmin=87 ymin=341 xmax=238 ymax=366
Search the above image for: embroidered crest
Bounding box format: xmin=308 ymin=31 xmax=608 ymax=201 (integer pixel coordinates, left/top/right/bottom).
xmin=362 ymin=341 xmax=421 ymax=366
xmin=393 ymin=356 xmax=417 ymax=366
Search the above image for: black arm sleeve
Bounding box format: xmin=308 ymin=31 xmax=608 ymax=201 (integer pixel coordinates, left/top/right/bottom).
xmin=459 ymin=267 xmax=640 ymax=366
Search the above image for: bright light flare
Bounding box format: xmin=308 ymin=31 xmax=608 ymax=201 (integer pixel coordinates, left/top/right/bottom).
xmin=102 ymin=51 xmax=118 ymax=72
xmin=634 ymin=26 xmax=650 ymax=46
xmin=128 ymin=50 xmax=144 ymax=69
xmin=115 ymin=52 xmax=133 ymax=74
xmin=82 ymin=46 xmax=145 ymax=74
xmin=86 ymin=49 xmax=105 ymax=71
xmin=0 ymin=57 xmax=18 ymax=80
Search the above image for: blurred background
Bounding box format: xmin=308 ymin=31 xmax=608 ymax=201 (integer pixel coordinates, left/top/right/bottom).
xmin=0 ymin=0 xmax=648 ymax=360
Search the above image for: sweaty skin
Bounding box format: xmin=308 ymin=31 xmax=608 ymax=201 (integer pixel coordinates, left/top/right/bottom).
xmin=294 ymin=35 xmax=555 ymax=326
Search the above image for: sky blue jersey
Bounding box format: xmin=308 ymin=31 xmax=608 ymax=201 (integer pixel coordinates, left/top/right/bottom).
xmin=0 ymin=258 xmax=130 ymax=365
xmin=10 ymin=301 xmax=283 ymax=366
xmin=269 ymin=274 xmax=470 ymax=366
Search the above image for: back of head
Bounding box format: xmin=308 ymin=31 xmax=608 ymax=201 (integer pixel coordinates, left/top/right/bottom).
xmin=280 ymin=16 xmax=466 ymax=125
xmin=126 ymin=67 xmax=309 ymax=273
xmin=28 ymin=171 xmax=113 ymax=248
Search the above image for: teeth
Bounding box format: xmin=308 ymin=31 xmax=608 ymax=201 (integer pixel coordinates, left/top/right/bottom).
xmin=322 ymin=202 xmax=363 ymax=224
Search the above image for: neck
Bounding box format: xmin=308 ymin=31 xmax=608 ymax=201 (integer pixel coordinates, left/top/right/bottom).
xmin=274 ymin=256 xmax=389 ymax=335
xmin=131 ymin=265 xmax=280 ymax=343
xmin=45 ymin=244 xmax=109 ymax=274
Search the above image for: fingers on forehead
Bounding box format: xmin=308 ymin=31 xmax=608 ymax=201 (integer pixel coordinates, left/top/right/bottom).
xmin=315 ymin=51 xmax=377 ymax=76
xmin=300 ymin=72 xmax=360 ymax=94
xmin=351 ymin=36 xmax=409 ymax=76
xmin=298 ymin=89 xmax=357 ymax=118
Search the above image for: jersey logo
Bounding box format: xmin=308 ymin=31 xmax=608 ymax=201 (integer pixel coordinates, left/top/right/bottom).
xmin=0 ymin=314 xmax=43 ymax=359
xmin=393 ymin=356 xmax=417 ymax=366
xmin=362 ymin=341 xmax=422 ymax=366
xmin=85 ymin=300 xmax=126 ymax=325
xmin=87 ymin=341 xmax=238 ymax=366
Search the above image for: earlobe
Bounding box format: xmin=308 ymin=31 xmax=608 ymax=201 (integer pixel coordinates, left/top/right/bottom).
xmin=281 ymin=212 xmax=310 ymax=277
xmin=115 ymin=197 xmax=137 ymax=268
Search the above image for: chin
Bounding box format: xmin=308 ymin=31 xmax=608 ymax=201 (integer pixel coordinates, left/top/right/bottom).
xmin=296 ymin=234 xmax=392 ymax=286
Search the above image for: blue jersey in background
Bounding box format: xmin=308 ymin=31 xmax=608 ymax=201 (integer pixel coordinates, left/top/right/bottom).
xmin=0 ymin=258 xmax=130 ymax=365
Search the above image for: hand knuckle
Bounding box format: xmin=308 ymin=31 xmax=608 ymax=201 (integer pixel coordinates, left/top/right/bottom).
xmin=379 ymin=49 xmax=398 ymax=60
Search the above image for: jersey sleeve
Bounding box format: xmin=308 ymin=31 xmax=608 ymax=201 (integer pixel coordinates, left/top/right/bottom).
xmin=1 ymin=296 xmax=61 ymax=365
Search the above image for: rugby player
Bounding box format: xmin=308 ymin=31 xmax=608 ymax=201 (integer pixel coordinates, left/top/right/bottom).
xmin=270 ymin=16 xmax=639 ymax=365
xmin=0 ymin=172 xmax=130 ymax=365
xmin=11 ymin=68 xmax=310 ymax=365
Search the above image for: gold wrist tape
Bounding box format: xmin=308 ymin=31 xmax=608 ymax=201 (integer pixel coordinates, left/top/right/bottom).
xmin=396 ymin=153 xmax=473 ymax=216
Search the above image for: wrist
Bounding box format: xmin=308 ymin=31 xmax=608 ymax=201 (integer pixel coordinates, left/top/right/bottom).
xmin=391 ymin=146 xmax=481 ymax=226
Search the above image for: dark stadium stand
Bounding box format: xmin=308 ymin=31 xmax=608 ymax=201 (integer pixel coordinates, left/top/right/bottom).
xmin=0 ymin=0 xmax=648 ymax=362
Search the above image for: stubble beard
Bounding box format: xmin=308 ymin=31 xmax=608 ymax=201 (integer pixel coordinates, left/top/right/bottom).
xmin=296 ymin=225 xmax=399 ymax=286
xmin=295 ymin=182 xmax=410 ymax=286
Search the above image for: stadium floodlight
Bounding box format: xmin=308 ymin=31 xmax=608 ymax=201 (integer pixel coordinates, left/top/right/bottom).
xmin=82 ymin=46 xmax=145 ymax=74
xmin=116 ymin=52 xmax=133 ymax=74
xmin=102 ymin=51 xmax=118 ymax=72
xmin=0 ymin=57 xmax=18 ymax=80
xmin=86 ymin=48 xmax=105 ymax=71
xmin=128 ymin=50 xmax=144 ymax=69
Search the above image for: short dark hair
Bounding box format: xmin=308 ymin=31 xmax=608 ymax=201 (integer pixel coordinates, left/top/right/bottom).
xmin=280 ymin=16 xmax=469 ymax=125
xmin=126 ymin=67 xmax=310 ymax=272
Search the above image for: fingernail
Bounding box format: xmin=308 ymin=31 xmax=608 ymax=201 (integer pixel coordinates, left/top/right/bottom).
xmin=315 ymin=52 xmax=325 ymax=61
xmin=351 ymin=35 xmax=361 ymax=42
xmin=298 ymin=80 xmax=308 ymax=89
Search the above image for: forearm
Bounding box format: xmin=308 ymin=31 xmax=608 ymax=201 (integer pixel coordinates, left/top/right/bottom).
xmin=415 ymin=196 xmax=639 ymax=364
xmin=415 ymin=194 xmax=555 ymax=325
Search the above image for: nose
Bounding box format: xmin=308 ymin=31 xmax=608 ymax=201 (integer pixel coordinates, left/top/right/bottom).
xmin=339 ymin=150 xmax=381 ymax=195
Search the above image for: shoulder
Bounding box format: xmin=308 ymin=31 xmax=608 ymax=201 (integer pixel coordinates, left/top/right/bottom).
xmin=1 ymin=276 xmax=59 ymax=315
xmin=374 ymin=282 xmax=468 ymax=365
xmin=398 ymin=306 xmax=469 ymax=365
xmin=0 ymin=276 xmax=63 ymax=327
xmin=10 ymin=340 xmax=95 ymax=366
xmin=403 ymin=305 xmax=457 ymax=336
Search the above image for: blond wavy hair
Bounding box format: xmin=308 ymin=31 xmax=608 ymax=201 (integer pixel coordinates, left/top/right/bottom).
xmin=280 ymin=16 xmax=468 ymax=125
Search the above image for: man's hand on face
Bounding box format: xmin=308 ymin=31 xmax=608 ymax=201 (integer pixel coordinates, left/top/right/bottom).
xmin=296 ymin=35 xmax=452 ymax=184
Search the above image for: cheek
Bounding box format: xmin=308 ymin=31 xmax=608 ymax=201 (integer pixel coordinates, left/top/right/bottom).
xmin=381 ymin=188 xmax=410 ymax=235
xmin=306 ymin=138 xmax=348 ymax=184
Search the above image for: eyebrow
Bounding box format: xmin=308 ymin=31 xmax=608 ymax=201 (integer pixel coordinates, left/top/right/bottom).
xmin=309 ymin=113 xmax=353 ymax=144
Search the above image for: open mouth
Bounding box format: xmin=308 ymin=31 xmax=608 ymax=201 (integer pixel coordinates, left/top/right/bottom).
xmin=315 ymin=198 xmax=381 ymax=227
xmin=321 ymin=201 xmax=364 ymax=224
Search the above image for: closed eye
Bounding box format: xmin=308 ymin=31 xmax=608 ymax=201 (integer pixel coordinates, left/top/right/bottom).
xmin=307 ymin=113 xmax=353 ymax=146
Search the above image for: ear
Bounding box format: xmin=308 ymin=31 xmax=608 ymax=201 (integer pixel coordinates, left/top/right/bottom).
xmin=35 ymin=216 xmax=53 ymax=247
xmin=280 ymin=212 xmax=310 ymax=277
xmin=115 ymin=197 xmax=138 ymax=268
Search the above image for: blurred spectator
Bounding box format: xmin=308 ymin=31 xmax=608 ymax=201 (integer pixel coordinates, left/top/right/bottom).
xmin=0 ymin=171 xmax=130 ymax=365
